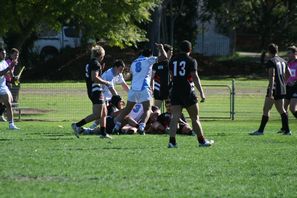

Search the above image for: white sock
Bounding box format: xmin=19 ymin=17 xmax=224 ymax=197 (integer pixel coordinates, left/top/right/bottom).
xmin=115 ymin=122 xmax=121 ymax=130
xmin=139 ymin=123 xmax=145 ymax=131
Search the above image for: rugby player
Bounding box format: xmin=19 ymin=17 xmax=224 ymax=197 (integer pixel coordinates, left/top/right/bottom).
xmin=112 ymin=43 xmax=167 ymax=135
xmin=167 ymin=40 xmax=213 ymax=148
xmin=250 ymin=43 xmax=291 ymax=135
xmin=71 ymin=45 xmax=112 ymax=138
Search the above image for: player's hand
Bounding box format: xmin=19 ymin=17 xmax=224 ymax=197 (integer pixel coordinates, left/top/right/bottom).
xmin=200 ymin=98 xmax=205 ymax=103
xmin=13 ymin=76 xmax=20 ymax=81
xmin=105 ymin=81 xmax=112 ymax=87
xmin=155 ymin=43 xmax=163 ymax=49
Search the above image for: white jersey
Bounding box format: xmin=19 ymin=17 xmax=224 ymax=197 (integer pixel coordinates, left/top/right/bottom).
xmin=128 ymin=103 xmax=143 ymax=123
xmin=102 ymin=68 xmax=126 ymax=101
xmin=0 ymin=60 xmax=9 ymax=95
xmin=130 ymin=56 xmax=157 ymax=91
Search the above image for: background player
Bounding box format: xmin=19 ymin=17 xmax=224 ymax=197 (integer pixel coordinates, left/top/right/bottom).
xmin=168 ymin=40 xmax=213 ymax=148
xmin=0 ymin=48 xmax=19 ymax=130
xmin=112 ymin=43 xmax=167 ymax=135
xmin=284 ymin=46 xmax=297 ymax=120
xmin=250 ymin=43 xmax=291 ymax=135
xmin=71 ymin=45 xmax=112 ymax=138
xmin=151 ymin=44 xmax=173 ymax=108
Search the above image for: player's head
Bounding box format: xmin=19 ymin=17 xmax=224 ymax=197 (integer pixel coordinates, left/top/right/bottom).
xmin=163 ymin=44 xmax=173 ymax=59
xmin=91 ymin=45 xmax=105 ymax=61
xmin=110 ymin=95 xmax=123 ymax=109
xmin=0 ymin=48 xmax=6 ymax=60
xmin=141 ymin=48 xmax=153 ymax=57
xmin=113 ymin=59 xmax=125 ymax=75
xmin=10 ymin=48 xmax=19 ymax=60
xmin=287 ymin=45 xmax=297 ymax=60
xmin=268 ymin=43 xmax=278 ymax=56
xmin=180 ymin=40 xmax=192 ymax=54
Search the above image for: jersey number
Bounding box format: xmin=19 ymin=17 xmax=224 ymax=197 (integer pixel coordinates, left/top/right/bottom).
xmin=276 ymin=61 xmax=286 ymax=75
xmin=173 ymin=61 xmax=186 ymax=76
xmin=135 ymin=62 xmax=142 ymax=73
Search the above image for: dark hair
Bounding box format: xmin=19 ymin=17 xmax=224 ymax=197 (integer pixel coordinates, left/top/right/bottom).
xmin=288 ymin=46 xmax=297 ymax=53
xmin=113 ymin=59 xmax=125 ymax=68
xmin=10 ymin=48 xmax=19 ymax=54
xmin=268 ymin=43 xmax=278 ymax=54
xmin=163 ymin=44 xmax=173 ymax=52
xmin=180 ymin=40 xmax=192 ymax=53
xmin=151 ymin=105 xmax=159 ymax=112
xmin=110 ymin=95 xmax=122 ymax=107
xmin=142 ymin=48 xmax=152 ymax=57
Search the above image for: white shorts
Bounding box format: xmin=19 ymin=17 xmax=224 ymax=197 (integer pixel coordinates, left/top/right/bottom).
xmin=128 ymin=88 xmax=152 ymax=103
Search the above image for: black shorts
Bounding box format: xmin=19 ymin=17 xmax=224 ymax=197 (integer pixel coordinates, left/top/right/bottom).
xmin=266 ymin=89 xmax=285 ymax=100
xmin=153 ymin=89 xmax=169 ymax=100
xmin=88 ymin=91 xmax=104 ymax=105
xmin=285 ymin=84 xmax=297 ymax=100
xmin=170 ymin=91 xmax=198 ymax=108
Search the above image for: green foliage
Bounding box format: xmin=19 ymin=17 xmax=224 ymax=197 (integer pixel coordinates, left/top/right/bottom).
xmin=0 ymin=0 xmax=161 ymax=48
xmin=204 ymin=0 xmax=297 ymax=47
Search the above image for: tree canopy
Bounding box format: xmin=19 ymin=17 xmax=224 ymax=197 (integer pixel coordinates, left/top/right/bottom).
xmin=0 ymin=0 xmax=160 ymax=49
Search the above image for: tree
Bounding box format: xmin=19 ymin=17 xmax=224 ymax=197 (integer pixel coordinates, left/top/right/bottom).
xmin=204 ymin=0 xmax=297 ymax=49
xmin=0 ymin=0 xmax=160 ymax=50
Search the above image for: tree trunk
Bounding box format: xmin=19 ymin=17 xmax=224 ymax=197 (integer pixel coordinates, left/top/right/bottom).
xmin=148 ymin=4 xmax=163 ymax=54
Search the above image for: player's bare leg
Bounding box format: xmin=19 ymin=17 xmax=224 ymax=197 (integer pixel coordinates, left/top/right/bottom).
xmin=168 ymin=105 xmax=182 ymax=148
xmin=112 ymin=101 xmax=136 ymax=134
xmin=289 ymin=98 xmax=297 ymax=118
xmin=138 ymin=100 xmax=151 ymax=135
xmin=186 ymin=103 xmax=213 ymax=146
xmin=0 ymin=93 xmax=19 ymax=130
xmin=274 ymin=99 xmax=290 ymax=135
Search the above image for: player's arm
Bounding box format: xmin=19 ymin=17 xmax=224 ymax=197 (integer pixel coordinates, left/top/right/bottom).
xmin=0 ymin=62 xmax=15 ymax=76
xmin=151 ymin=70 xmax=156 ymax=91
xmin=121 ymin=82 xmax=130 ymax=92
xmin=191 ymin=71 xmax=205 ymax=101
xmin=91 ymin=70 xmax=111 ymax=86
xmin=155 ymin=43 xmax=167 ymax=62
xmin=267 ymin=67 xmax=275 ymax=98
xmin=284 ymin=64 xmax=291 ymax=82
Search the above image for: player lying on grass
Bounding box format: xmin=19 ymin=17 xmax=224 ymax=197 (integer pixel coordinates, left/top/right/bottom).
xmin=146 ymin=100 xmax=194 ymax=135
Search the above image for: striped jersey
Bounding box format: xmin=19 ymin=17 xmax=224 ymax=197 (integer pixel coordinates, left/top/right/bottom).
xmin=265 ymin=56 xmax=287 ymax=95
xmin=85 ymin=58 xmax=103 ymax=94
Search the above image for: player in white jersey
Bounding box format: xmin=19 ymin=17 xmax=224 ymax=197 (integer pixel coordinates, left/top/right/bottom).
xmin=112 ymin=43 xmax=167 ymax=135
xmin=89 ymin=59 xmax=129 ymax=130
xmin=0 ymin=48 xmax=19 ymax=130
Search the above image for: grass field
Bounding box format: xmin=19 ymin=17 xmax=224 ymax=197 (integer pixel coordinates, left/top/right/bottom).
xmin=1 ymin=79 xmax=297 ymax=197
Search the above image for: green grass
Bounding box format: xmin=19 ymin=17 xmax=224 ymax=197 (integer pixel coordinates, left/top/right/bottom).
xmin=1 ymin=79 xmax=297 ymax=197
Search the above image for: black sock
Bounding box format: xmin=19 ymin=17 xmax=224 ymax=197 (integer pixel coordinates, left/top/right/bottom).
xmin=169 ymin=137 xmax=176 ymax=145
xmin=0 ymin=105 xmax=5 ymax=115
xmin=76 ymin=119 xmax=86 ymax=127
xmin=281 ymin=113 xmax=290 ymax=132
xmin=100 ymin=127 xmax=107 ymax=136
xmin=293 ymin=111 xmax=297 ymax=119
xmin=258 ymin=115 xmax=269 ymax=132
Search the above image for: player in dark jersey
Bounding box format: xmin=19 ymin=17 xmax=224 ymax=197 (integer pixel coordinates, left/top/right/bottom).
xmin=71 ymin=45 xmax=112 ymax=138
xmin=151 ymin=44 xmax=173 ymax=108
xmin=167 ymin=40 xmax=214 ymax=148
xmin=250 ymin=43 xmax=291 ymax=135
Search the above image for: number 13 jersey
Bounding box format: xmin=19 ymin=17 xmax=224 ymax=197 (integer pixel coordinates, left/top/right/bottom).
xmin=169 ymin=53 xmax=198 ymax=95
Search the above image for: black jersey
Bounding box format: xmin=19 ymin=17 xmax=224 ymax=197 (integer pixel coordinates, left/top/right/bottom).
xmin=85 ymin=58 xmax=103 ymax=94
xmin=152 ymin=60 xmax=170 ymax=94
xmin=265 ymin=56 xmax=287 ymax=96
xmin=169 ymin=54 xmax=197 ymax=95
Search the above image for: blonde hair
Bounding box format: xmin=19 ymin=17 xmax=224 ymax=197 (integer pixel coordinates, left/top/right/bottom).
xmin=90 ymin=45 xmax=105 ymax=59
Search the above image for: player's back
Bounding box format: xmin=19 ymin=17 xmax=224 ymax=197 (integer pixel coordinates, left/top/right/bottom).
xmin=169 ymin=54 xmax=197 ymax=94
xmin=85 ymin=58 xmax=102 ymax=93
xmin=130 ymin=56 xmax=157 ymax=91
